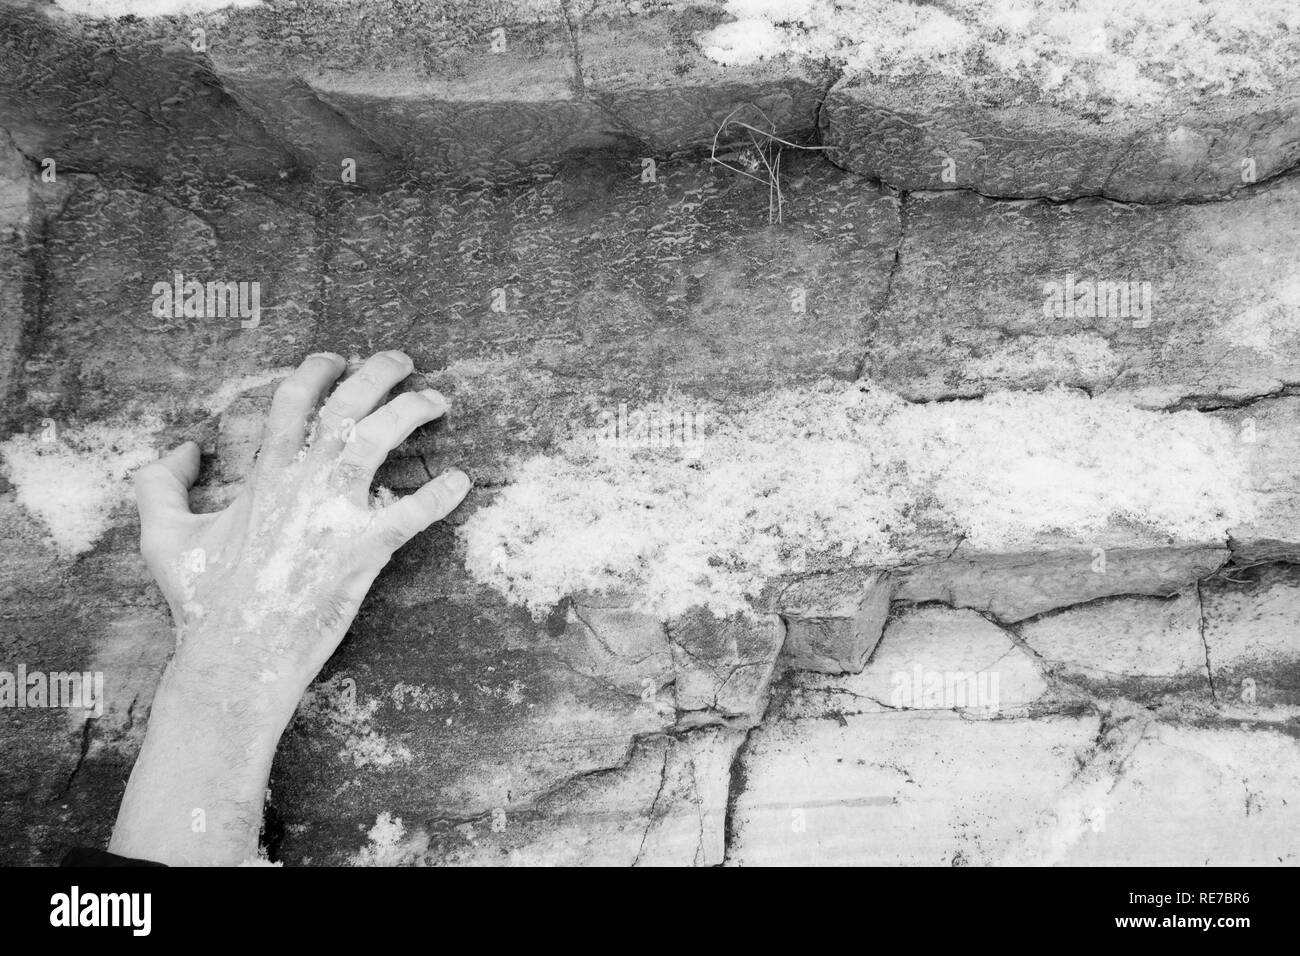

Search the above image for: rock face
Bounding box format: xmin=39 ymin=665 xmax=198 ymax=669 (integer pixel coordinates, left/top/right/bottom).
xmin=667 ymin=608 xmax=785 ymax=726
xmin=3 ymin=0 xmax=1300 ymax=867
xmin=773 ymin=569 xmax=892 ymax=674
xmin=778 ymin=605 xmax=1049 ymax=719
xmin=0 ymin=4 xmax=295 ymax=185
xmin=864 ymin=179 xmax=1300 ymax=408
xmin=1057 ymin=722 xmax=1300 ymax=866
xmin=1202 ymin=563 xmax=1300 ymax=707
xmin=1 ymin=1 xmax=831 ymax=187
xmin=0 ymin=134 xmax=39 ymax=429
xmin=821 ymin=72 xmax=1300 ymax=202
xmin=897 ymin=546 xmax=1228 ymax=624
xmin=1017 ymin=591 xmax=1213 ymax=698
xmin=729 ymin=712 xmax=1099 ymax=866
xmin=6 ymin=1 xmax=1300 ymax=199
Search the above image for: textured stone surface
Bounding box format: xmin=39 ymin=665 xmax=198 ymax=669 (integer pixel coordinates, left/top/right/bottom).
xmin=729 ymin=711 xmax=1097 ymax=866
xmin=897 ymin=546 xmax=1228 ymax=623
xmin=0 ymin=4 xmax=295 ymax=185
xmin=323 ymin=152 xmax=898 ymax=483
xmin=1202 ymin=563 xmax=1300 ymax=707
xmin=0 ymin=510 xmax=171 ymax=865
xmin=559 ymin=592 xmax=673 ymax=702
xmin=269 ymin=556 xmax=673 ymax=825
xmin=667 ymin=608 xmax=785 ymax=727
xmin=574 ymin=3 xmax=830 ymax=156
xmin=3 ymin=151 xmax=898 ymax=480
xmin=822 ymin=71 xmax=1300 ymax=202
xmin=866 ymin=179 xmax=1300 ymax=409
xmin=9 ymin=0 xmax=1300 ymax=200
xmin=0 ymin=1 xmax=832 ymax=187
xmin=772 ymin=569 xmax=892 ymax=674
xmin=1215 ymin=399 xmax=1300 ymax=559
xmin=1059 ymin=722 xmax=1300 ymax=866
xmin=4 ymin=2 xmax=1300 ymax=867
xmin=777 ymin=605 xmax=1049 ymax=719
xmin=1017 ymin=591 xmax=1211 ymax=688
xmin=285 ymin=726 xmax=743 ymax=866
xmin=260 ymin=5 xmax=608 ymax=186
xmin=29 ymin=174 xmax=321 ymax=422
xmin=0 ymin=135 xmax=35 ymax=428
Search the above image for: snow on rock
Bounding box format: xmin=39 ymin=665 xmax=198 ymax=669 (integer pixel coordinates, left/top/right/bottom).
xmin=0 ymin=413 xmax=165 ymax=557
xmin=53 ymin=0 xmax=261 ymax=16
xmin=701 ymin=0 xmax=1300 ymax=113
xmin=462 ymin=383 xmax=1252 ymax=619
xmin=787 ymin=1 xmax=1300 ymax=199
xmin=348 ymin=812 xmax=429 ymax=867
xmin=295 ymin=675 xmax=413 ymax=770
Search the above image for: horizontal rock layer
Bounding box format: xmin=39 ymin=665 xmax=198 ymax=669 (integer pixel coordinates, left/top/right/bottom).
xmin=5 ymin=1 xmax=1298 ymax=197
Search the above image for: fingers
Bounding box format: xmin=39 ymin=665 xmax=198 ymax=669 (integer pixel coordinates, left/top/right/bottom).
xmin=369 ymin=469 xmax=472 ymax=553
xmin=312 ymin=350 xmax=415 ymax=460
xmin=334 ymin=389 xmax=449 ymax=495
xmin=135 ymin=441 xmax=200 ymax=556
xmin=259 ymin=353 xmax=346 ymax=470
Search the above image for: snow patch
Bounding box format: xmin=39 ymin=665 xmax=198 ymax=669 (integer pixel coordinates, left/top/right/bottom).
xmin=349 ymin=812 xmax=429 ymax=867
xmin=699 ymin=0 xmax=1300 ymax=112
xmin=296 ymin=676 xmax=412 ymax=770
xmin=960 ymin=333 xmax=1121 ymax=388
xmin=462 ymin=381 xmax=1252 ymax=618
xmin=0 ymin=413 xmax=165 ymax=556
xmin=1216 ymin=273 xmax=1300 ymax=359
xmin=53 ymin=0 xmax=261 ymax=16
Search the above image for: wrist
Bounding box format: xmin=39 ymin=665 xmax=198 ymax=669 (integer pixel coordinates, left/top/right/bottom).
xmin=108 ymin=656 xmax=293 ymax=866
xmin=162 ymin=622 xmax=311 ymax=733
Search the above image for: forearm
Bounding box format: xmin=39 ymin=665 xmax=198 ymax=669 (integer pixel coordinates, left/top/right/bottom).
xmin=109 ymin=656 xmax=295 ymax=866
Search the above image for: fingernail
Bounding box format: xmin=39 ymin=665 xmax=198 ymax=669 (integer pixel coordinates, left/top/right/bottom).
xmin=443 ymin=469 xmax=471 ymax=495
xmin=381 ymin=349 xmax=413 ymax=368
xmin=419 ymin=388 xmax=448 ymax=412
xmin=307 ymin=351 xmax=345 ymax=367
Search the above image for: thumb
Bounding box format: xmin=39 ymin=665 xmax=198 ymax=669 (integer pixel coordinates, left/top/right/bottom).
xmin=135 ymin=441 xmax=200 ymax=533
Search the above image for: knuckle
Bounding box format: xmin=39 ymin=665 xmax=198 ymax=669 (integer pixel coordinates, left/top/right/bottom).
xmin=375 ymin=521 xmax=410 ymax=552
xmin=404 ymin=392 xmax=441 ymax=418
xmin=341 ymin=426 xmax=381 ymax=460
xmin=376 ymin=351 xmax=411 ymax=370
xmin=273 ymin=376 xmax=312 ymax=406
xmin=134 ymin=461 xmax=163 ymax=488
xmin=427 ymin=486 xmax=454 ymax=513
xmin=138 ymin=530 xmax=167 ymax=563
xmin=368 ymin=403 xmax=405 ymax=436
xmin=334 ymin=460 xmax=371 ymax=485
xmin=352 ymin=367 xmax=384 ymax=390
xmin=317 ymin=402 xmax=346 ymax=426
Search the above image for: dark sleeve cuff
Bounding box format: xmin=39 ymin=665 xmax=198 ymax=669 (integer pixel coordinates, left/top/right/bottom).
xmin=61 ymin=847 xmax=167 ymax=867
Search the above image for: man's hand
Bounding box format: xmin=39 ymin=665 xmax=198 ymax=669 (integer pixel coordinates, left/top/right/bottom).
xmin=110 ymin=350 xmax=470 ymax=865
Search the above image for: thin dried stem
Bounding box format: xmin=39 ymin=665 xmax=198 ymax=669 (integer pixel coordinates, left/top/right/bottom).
xmin=708 ymin=104 xmax=826 ymax=223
